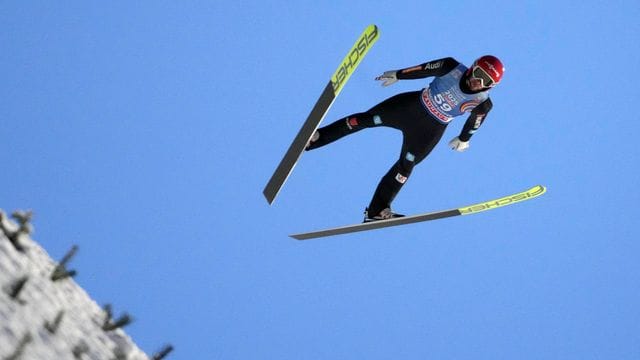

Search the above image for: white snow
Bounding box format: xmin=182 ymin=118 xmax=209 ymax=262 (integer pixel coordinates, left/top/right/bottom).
xmin=0 ymin=210 xmax=150 ymax=360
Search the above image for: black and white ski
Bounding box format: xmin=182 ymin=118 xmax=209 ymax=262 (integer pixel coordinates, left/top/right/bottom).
xmin=263 ymin=25 xmax=380 ymax=204
xmin=290 ymin=185 xmax=547 ymax=240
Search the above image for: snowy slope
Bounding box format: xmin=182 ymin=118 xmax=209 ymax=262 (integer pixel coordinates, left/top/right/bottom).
xmin=0 ymin=210 xmax=150 ymax=360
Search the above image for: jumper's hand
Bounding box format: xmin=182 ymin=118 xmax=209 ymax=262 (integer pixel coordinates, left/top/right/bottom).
xmin=375 ymin=71 xmax=398 ymax=87
xmin=448 ymin=137 xmax=470 ymax=152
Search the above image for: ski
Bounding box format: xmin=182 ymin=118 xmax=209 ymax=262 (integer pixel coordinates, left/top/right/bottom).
xmin=290 ymin=185 xmax=547 ymax=240
xmin=263 ymin=24 xmax=380 ymax=204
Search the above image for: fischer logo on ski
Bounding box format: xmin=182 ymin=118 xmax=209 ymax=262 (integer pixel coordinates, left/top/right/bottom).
xmin=331 ymin=25 xmax=379 ymax=95
xmin=459 ymin=185 xmax=546 ymax=214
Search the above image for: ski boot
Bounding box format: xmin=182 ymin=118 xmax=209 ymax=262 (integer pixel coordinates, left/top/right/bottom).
xmin=363 ymin=207 xmax=405 ymax=223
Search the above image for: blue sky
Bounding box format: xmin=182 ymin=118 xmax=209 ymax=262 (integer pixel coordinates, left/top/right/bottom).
xmin=2 ymin=1 xmax=639 ymax=359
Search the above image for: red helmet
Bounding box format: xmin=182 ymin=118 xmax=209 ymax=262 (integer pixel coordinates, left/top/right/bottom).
xmin=470 ymin=55 xmax=505 ymax=88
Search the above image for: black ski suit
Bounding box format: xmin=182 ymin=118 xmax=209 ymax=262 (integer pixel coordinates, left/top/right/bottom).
xmin=306 ymin=57 xmax=493 ymax=217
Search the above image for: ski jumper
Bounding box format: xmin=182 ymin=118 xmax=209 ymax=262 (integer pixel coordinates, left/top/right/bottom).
xmin=306 ymin=57 xmax=494 ymax=216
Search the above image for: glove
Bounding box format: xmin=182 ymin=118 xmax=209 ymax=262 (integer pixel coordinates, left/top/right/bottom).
xmin=375 ymin=70 xmax=398 ymax=87
xmin=448 ymin=137 xmax=470 ymax=152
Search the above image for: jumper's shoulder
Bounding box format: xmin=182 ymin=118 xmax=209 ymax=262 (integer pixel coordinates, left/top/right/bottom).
xmin=439 ymin=57 xmax=461 ymax=71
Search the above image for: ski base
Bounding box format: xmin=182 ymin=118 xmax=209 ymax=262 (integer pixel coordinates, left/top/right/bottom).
xmin=290 ymin=185 xmax=546 ymax=240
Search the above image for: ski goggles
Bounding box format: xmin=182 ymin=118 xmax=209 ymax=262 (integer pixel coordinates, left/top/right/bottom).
xmin=471 ymin=66 xmax=496 ymax=88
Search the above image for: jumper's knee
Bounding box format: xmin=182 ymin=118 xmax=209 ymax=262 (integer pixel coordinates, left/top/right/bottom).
xmin=394 ymin=152 xmax=416 ymax=184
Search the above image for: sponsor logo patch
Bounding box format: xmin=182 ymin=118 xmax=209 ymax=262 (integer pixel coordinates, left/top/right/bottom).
xmin=405 ymin=152 xmax=415 ymax=162
xmin=423 ymin=61 xmax=443 ymax=70
xmin=395 ymin=173 xmax=407 ymax=184
xmin=346 ymin=117 xmax=359 ymax=129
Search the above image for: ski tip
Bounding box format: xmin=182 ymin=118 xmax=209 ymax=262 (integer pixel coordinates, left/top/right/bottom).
xmin=367 ymin=24 xmax=380 ymax=40
xmin=457 ymin=184 xmax=547 ymax=216
xmin=531 ymin=184 xmax=547 ymax=195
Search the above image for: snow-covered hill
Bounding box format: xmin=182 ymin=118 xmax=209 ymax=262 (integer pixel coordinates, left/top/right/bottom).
xmin=0 ymin=210 xmax=154 ymax=360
